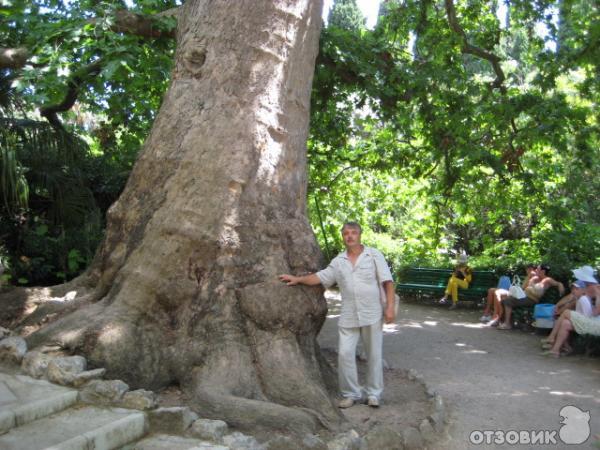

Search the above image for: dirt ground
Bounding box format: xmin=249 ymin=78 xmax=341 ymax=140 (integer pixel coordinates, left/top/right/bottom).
xmin=318 ymin=295 xmax=600 ymax=449
xmin=4 ymin=286 xmax=599 ymax=448
xmin=319 ymin=347 xmax=432 ymax=435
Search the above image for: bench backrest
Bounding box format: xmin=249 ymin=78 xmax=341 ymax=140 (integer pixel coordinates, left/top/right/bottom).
xmin=401 ymin=268 xmax=497 ymax=288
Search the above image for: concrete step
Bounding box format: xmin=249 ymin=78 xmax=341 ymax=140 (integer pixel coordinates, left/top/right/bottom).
xmin=0 ymin=405 xmax=146 ymax=450
xmin=123 ymin=434 xmax=228 ymax=450
xmin=0 ymin=372 xmax=79 ymax=433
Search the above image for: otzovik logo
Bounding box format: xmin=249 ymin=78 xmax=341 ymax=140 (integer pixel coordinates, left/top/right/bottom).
xmin=559 ymin=405 xmax=591 ymax=445
xmin=469 ymin=405 xmax=591 ymax=446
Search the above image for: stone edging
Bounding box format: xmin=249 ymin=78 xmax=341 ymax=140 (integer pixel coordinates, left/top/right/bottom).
xmin=330 ymin=365 xmax=449 ymax=450
xmin=395 ymin=367 xmax=448 ymax=449
xmin=1 ymin=331 xmax=449 ymax=449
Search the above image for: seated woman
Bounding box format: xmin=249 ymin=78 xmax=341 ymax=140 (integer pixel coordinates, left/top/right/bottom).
xmin=554 ymin=265 xmax=598 ymax=316
xmin=554 ymin=284 xmax=594 ymax=317
xmin=542 ymin=267 xmax=599 ymax=356
xmin=553 ymin=292 xmax=578 ymax=317
xmin=439 ymin=254 xmax=472 ymax=310
xmin=481 ymin=264 xmax=536 ymax=325
xmin=498 ymin=264 xmax=565 ymax=330
xmin=543 ymin=281 xmax=599 ymax=357
xmin=541 ymin=280 xmax=592 ymax=352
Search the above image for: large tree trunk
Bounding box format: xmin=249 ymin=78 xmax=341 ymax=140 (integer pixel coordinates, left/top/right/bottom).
xmin=23 ymin=0 xmax=341 ymax=432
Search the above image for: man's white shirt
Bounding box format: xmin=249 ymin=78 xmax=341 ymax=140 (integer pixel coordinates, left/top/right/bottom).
xmin=317 ymin=246 xmax=393 ymax=328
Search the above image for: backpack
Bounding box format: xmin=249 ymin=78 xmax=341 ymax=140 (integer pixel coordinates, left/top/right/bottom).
xmin=497 ymin=275 xmax=511 ymax=290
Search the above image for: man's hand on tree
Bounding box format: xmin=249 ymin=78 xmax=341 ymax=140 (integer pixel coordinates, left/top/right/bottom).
xmin=279 ymin=274 xmax=299 ymax=285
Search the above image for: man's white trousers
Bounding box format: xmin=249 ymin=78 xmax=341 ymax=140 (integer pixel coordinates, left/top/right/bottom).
xmin=338 ymin=320 xmax=383 ymax=400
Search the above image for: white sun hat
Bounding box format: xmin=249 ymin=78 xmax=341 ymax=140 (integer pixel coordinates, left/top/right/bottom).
xmin=572 ymin=265 xmax=598 ymax=284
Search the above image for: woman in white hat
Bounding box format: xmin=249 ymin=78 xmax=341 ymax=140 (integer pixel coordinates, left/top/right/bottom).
xmin=543 ymin=272 xmax=599 ymax=357
xmin=439 ymin=254 xmax=472 ymax=310
xmin=554 ymin=267 xmax=599 ymax=316
xmin=572 ymin=265 xmax=598 ymax=284
xmin=541 ymin=280 xmax=592 ymax=354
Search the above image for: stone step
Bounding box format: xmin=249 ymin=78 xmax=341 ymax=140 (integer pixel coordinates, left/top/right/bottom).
xmin=0 ymin=372 xmax=79 ymax=433
xmin=0 ymin=405 xmax=146 ymax=450
xmin=123 ymin=434 xmax=228 ymax=450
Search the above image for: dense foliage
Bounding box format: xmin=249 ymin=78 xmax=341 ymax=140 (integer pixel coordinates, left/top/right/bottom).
xmin=309 ymin=0 xmax=599 ymax=279
xmin=1 ymin=0 xmax=598 ymax=285
xmin=1 ymin=0 xmax=176 ymax=284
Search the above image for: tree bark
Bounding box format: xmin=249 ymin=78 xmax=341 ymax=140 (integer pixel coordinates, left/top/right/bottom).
xmin=24 ymin=0 xmax=341 ymax=432
xmin=0 ymin=47 xmax=29 ymax=70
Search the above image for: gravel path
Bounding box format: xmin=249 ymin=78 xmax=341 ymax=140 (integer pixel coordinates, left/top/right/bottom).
xmin=318 ymin=296 xmax=600 ymax=449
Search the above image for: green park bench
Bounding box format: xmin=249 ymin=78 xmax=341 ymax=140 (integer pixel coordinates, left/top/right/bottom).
xmin=395 ymin=267 xmax=497 ymax=304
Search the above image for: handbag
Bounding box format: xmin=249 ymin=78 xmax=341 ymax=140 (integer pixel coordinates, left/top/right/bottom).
xmin=454 ymin=269 xmax=466 ymax=280
xmin=508 ymin=275 xmax=527 ymax=299
xmin=378 ymin=283 xmax=400 ymax=317
xmin=370 ymin=250 xmax=399 ymax=318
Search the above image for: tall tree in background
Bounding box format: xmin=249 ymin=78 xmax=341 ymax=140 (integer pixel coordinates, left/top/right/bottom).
xmin=328 ymin=0 xmax=365 ymax=31
xmin=8 ymin=0 xmax=343 ymax=432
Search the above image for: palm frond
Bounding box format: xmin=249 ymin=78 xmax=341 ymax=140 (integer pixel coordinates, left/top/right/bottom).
xmin=0 ymin=122 xmax=29 ymax=211
xmin=0 ymin=118 xmax=97 ymax=223
xmin=0 ymin=71 xmax=23 ymax=117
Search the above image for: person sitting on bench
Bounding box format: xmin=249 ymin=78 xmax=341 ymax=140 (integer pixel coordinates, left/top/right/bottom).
xmin=498 ymin=264 xmax=564 ymax=330
xmin=541 ymin=279 xmax=594 ymax=354
xmin=439 ymin=254 xmax=472 ymax=310
xmin=482 ymin=264 xmax=536 ymax=326
xmin=553 ymin=266 xmax=597 ymax=317
xmin=542 ymin=272 xmax=599 ymax=357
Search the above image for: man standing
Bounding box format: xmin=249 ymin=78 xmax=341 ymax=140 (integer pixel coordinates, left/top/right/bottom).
xmin=279 ymin=222 xmax=395 ymax=408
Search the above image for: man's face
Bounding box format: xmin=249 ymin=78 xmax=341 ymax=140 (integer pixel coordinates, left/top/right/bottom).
xmin=342 ymin=226 xmax=361 ymax=248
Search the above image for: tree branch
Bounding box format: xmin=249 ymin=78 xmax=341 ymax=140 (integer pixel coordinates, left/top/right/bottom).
xmin=39 ymin=60 xmax=104 ymax=129
xmin=0 ymin=47 xmax=29 ymax=70
xmin=444 ymin=0 xmax=505 ymax=90
xmin=95 ymin=8 xmax=178 ymax=40
xmin=315 ymin=51 xmax=413 ymax=105
xmin=0 ymin=8 xmax=179 ymax=71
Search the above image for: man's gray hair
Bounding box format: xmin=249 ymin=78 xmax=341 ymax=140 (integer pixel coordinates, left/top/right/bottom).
xmin=341 ymin=222 xmax=362 ymax=234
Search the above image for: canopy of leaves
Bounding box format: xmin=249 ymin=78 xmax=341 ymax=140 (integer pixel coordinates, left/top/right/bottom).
xmin=0 ymin=0 xmax=598 ymax=285
xmin=0 ymin=0 xmax=177 ymax=284
xmin=309 ymin=0 xmax=599 ymax=278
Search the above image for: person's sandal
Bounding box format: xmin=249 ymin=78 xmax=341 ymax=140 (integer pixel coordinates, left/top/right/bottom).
xmin=541 ymin=350 xmax=560 ymax=358
xmin=485 ymin=318 xmax=499 ymax=327
xmin=498 ymin=323 xmax=512 ymax=330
